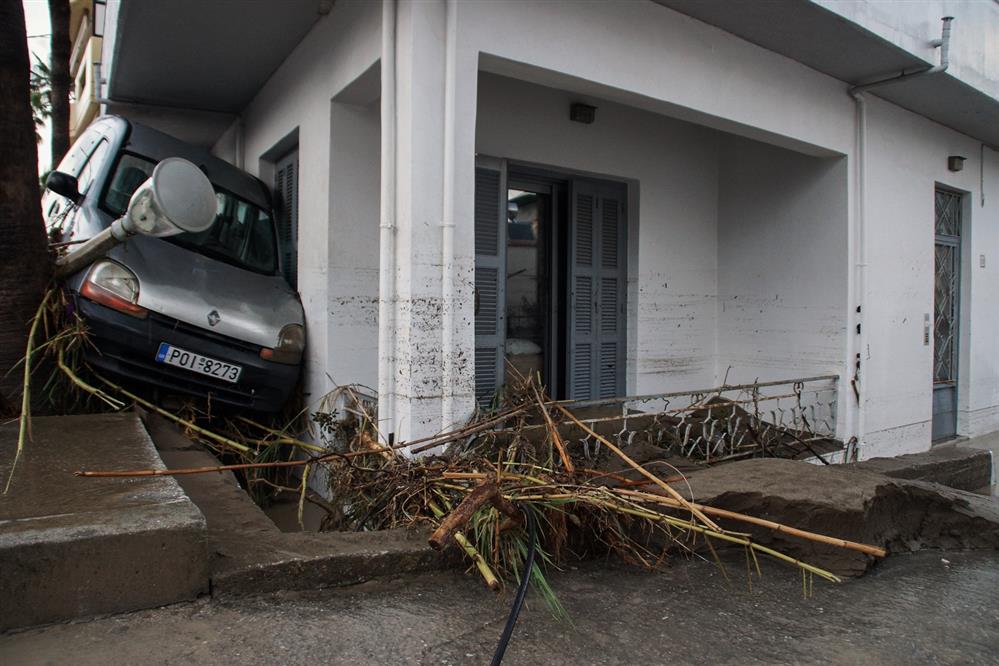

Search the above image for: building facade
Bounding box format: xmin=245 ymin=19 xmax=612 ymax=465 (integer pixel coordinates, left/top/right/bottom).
xmin=99 ymin=0 xmax=999 ymax=459
xmin=68 ymin=0 xmax=104 ymax=143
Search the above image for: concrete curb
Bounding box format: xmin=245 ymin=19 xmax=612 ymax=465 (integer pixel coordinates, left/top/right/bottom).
xmin=849 ymin=445 xmax=993 ymax=492
xmin=209 ymin=528 xmax=454 ymax=598
xmin=139 ymin=411 xmax=455 ymax=600
xmin=0 ymin=414 xmax=209 ymax=632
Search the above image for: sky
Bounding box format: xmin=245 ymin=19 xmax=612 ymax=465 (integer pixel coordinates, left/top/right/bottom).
xmin=24 ymin=0 xmax=53 ymax=174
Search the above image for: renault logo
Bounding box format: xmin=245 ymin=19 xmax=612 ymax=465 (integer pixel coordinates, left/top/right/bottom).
xmin=207 ymin=310 xmax=221 ymax=327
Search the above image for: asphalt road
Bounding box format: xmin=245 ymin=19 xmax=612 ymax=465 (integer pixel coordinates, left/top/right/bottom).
xmin=2 ymin=549 xmax=997 ymax=665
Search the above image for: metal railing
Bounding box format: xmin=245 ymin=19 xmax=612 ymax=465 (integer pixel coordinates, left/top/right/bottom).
xmin=558 ymin=375 xmax=840 ymax=464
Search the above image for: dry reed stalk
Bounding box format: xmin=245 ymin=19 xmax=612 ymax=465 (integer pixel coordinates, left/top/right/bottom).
xmin=5 ymin=288 xmax=55 ymax=494
xmin=407 ymin=407 xmax=527 ymax=454
xmin=554 ymin=403 xmax=721 ymax=531
xmin=610 ymin=487 xmax=886 ymax=558
xmin=298 ymin=462 xmax=311 ymax=530
xmin=56 ymin=346 xmax=125 ymax=410
xmin=93 ymin=373 xmax=253 ymax=454
xmin=570 ymin=492 xmax=842 ymax=583
xmin=428 ymin=499 xmax=501 ymax=591
xmin=532 ymin=384 xmax=574 ymax=473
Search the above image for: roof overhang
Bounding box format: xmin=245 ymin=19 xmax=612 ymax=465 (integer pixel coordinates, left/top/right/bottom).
xmin=103 ymin=0 xmax=327 ymax=146
xmin=655 ymin=0 xmax=999 ymax=147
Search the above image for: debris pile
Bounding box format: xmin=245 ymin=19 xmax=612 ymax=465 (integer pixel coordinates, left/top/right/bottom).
xmin=12 ymin=285 xmax=880 ymax=608
xmin=302 ymin=377 xmax=879 ymax=606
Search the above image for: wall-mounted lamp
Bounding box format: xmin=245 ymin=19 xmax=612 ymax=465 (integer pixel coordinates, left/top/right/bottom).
xmin=948 ymin=155 xmax=966 ymax=172
xmin=570 ymin=103 xmax=596 ymax=125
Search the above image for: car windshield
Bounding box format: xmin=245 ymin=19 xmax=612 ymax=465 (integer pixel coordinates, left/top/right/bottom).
xmin=101 ymin=152 xmax=279 ymax=275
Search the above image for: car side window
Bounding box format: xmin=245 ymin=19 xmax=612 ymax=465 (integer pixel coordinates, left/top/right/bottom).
xmin=102 ymin=154 xmax=156 ymax=215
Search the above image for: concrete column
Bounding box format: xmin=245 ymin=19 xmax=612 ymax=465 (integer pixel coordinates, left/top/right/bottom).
xmin=379 ymin=0 xmax=478 ymax=442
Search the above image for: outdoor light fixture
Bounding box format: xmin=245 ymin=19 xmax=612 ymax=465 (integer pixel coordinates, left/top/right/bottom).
xmin=570 ymin=103 xmax=597 ymax=124
xmin=55 ymin=157 xmax=217 ymax=278
xmin=948 ymin=155 xmax=966 ymax=172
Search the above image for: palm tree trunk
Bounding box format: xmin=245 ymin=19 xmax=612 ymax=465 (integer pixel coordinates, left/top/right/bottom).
xmin=49 ymin=0 xmax=71 ymax=167
xmin=0 ymin=0 xmax=52 ymax=413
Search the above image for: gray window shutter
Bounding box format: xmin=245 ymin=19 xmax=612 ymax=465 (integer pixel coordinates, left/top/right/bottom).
xmin=569 ymin=181 xmax=597 ymax=400
xmin=597 ymin=187 xmax=626 ymax=398
xmin=569 ymin=180 xmax=626 ymax=400
xmin=474 ymin=164 xmax=507 ymax=407
xmin=275 ymin=149 xmax=299 ymax=289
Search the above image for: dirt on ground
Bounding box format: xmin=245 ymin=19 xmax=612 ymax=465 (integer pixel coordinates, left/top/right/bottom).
xmin=2 ymin=550 xmax=998 ymax=665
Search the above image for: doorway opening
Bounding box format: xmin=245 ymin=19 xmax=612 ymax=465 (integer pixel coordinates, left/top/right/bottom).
xmin=932 ymin=186 xmax=963 ymax=441
xmin=475 ymin=162 xmax=627 ymax=404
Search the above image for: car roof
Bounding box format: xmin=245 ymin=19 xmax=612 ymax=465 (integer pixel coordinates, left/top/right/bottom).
xmin=98 ymin=115 xmax=272 ymax=211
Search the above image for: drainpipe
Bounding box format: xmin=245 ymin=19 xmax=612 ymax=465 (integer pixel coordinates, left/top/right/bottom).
xmin=848 ymin=89 xmax=868 ymax=456
xmin=378 ymin=0 xmax=397 ymax=442
xmin=440 ymin=0 xmax=458 ymax=430
xmin=848 ymin=17 xmax=953 ymax=96
xmin=845 ymin=16 xmax=953 ymax=456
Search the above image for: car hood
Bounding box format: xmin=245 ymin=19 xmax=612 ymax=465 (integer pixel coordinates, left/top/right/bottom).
xmin=107 ymin=235 xmax=304 ymax=349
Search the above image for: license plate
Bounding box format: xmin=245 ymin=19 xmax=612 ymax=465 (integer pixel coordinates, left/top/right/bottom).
xmin=155 ymin=342 xmax=242 ymax=383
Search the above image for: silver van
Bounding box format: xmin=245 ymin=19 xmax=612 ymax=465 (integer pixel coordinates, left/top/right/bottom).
xmin=43 ymin=116 xmax=305 ymax=413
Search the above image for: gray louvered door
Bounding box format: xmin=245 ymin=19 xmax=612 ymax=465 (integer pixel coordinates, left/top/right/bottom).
xmin=474 ymin=164 xmax=507 ymax=407
xmin=274 ymin=149 xmax=299 ymax=290
xmin=568 ymin=180 xmax=626 ymax=400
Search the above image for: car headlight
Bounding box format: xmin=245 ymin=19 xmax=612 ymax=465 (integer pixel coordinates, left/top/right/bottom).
xmin=80 ymin=260 xmax=147 ymax=318
xmin=260 ymin=323 xmax=305 ymax=365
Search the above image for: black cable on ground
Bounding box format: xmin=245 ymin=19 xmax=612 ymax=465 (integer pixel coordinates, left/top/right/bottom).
xmin=490 ymin=508 xmax=537 ymax=666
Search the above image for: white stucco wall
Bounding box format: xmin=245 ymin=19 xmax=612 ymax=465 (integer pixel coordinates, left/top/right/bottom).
xmin=860 ymin=94 xmax=999 ymax=453
xmin=205 ymin=0 xmax=999 ymax=457
xmin=716 ymin=137 xmax=849 ymax=385
xmin=458 ymin=0 xmax=999 ymax=455
xmin=478 ymin=73 xmax=853 ymax=407
xmin=814 ymin=0 xmax=999 ymax=101
xmin=211 ymin=0 xmax=383 ymax=406
xmin=476 ymin=72 xmax=720 ymax=395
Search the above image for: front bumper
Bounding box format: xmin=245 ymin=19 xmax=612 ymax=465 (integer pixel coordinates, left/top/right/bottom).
xmin=75 ymin=295 xmax=301 ymax=413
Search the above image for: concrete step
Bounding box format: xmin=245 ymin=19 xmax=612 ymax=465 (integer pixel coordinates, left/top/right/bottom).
xmin=0 ymin=414 xmax=209 ymax=631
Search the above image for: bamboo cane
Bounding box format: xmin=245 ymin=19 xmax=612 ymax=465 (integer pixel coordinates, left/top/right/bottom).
xmin=56 ymin=346 xmax=125 ymax=410
xmin=427 ymin=499 xmax=501 ymax=591
xmin=532 ymin=384 xmax=574 ymax=473
xmin=610 ymin=487 xmax=886 ymax=558
xmin=566 ymin=492 xmax=842 ymax=583
xmin=553 ymin=403 xmax=721 ymax=531
xmin=5 ymin=288 xmax=54 ymax=494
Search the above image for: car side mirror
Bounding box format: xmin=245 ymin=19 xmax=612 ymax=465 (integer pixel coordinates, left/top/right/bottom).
xmin=46 ymin=171 xmax=83 ymax=204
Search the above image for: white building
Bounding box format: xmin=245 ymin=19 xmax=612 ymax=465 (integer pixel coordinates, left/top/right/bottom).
xmin=99 ymin=0 xmax=999 ymax=459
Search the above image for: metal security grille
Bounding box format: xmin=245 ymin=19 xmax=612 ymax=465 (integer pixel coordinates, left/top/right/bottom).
xmin=933 ymin=190 xmax=961 ymax=384
xmin=932 ymin=187 xmax=961 ymax=440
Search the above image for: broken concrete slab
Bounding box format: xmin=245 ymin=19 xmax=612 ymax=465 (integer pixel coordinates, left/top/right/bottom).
xmin=209 ymin=528 xmax=449 ymax=598
xmin=850 ymin=444 xmax=993 ymax=492
xmin=674 ymin=458 xmax=999 ymax=578
xmin=0 ymin=414 xmax=209 ymax=631
xmin=140 ymin=412 xmax=451 ymax=598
